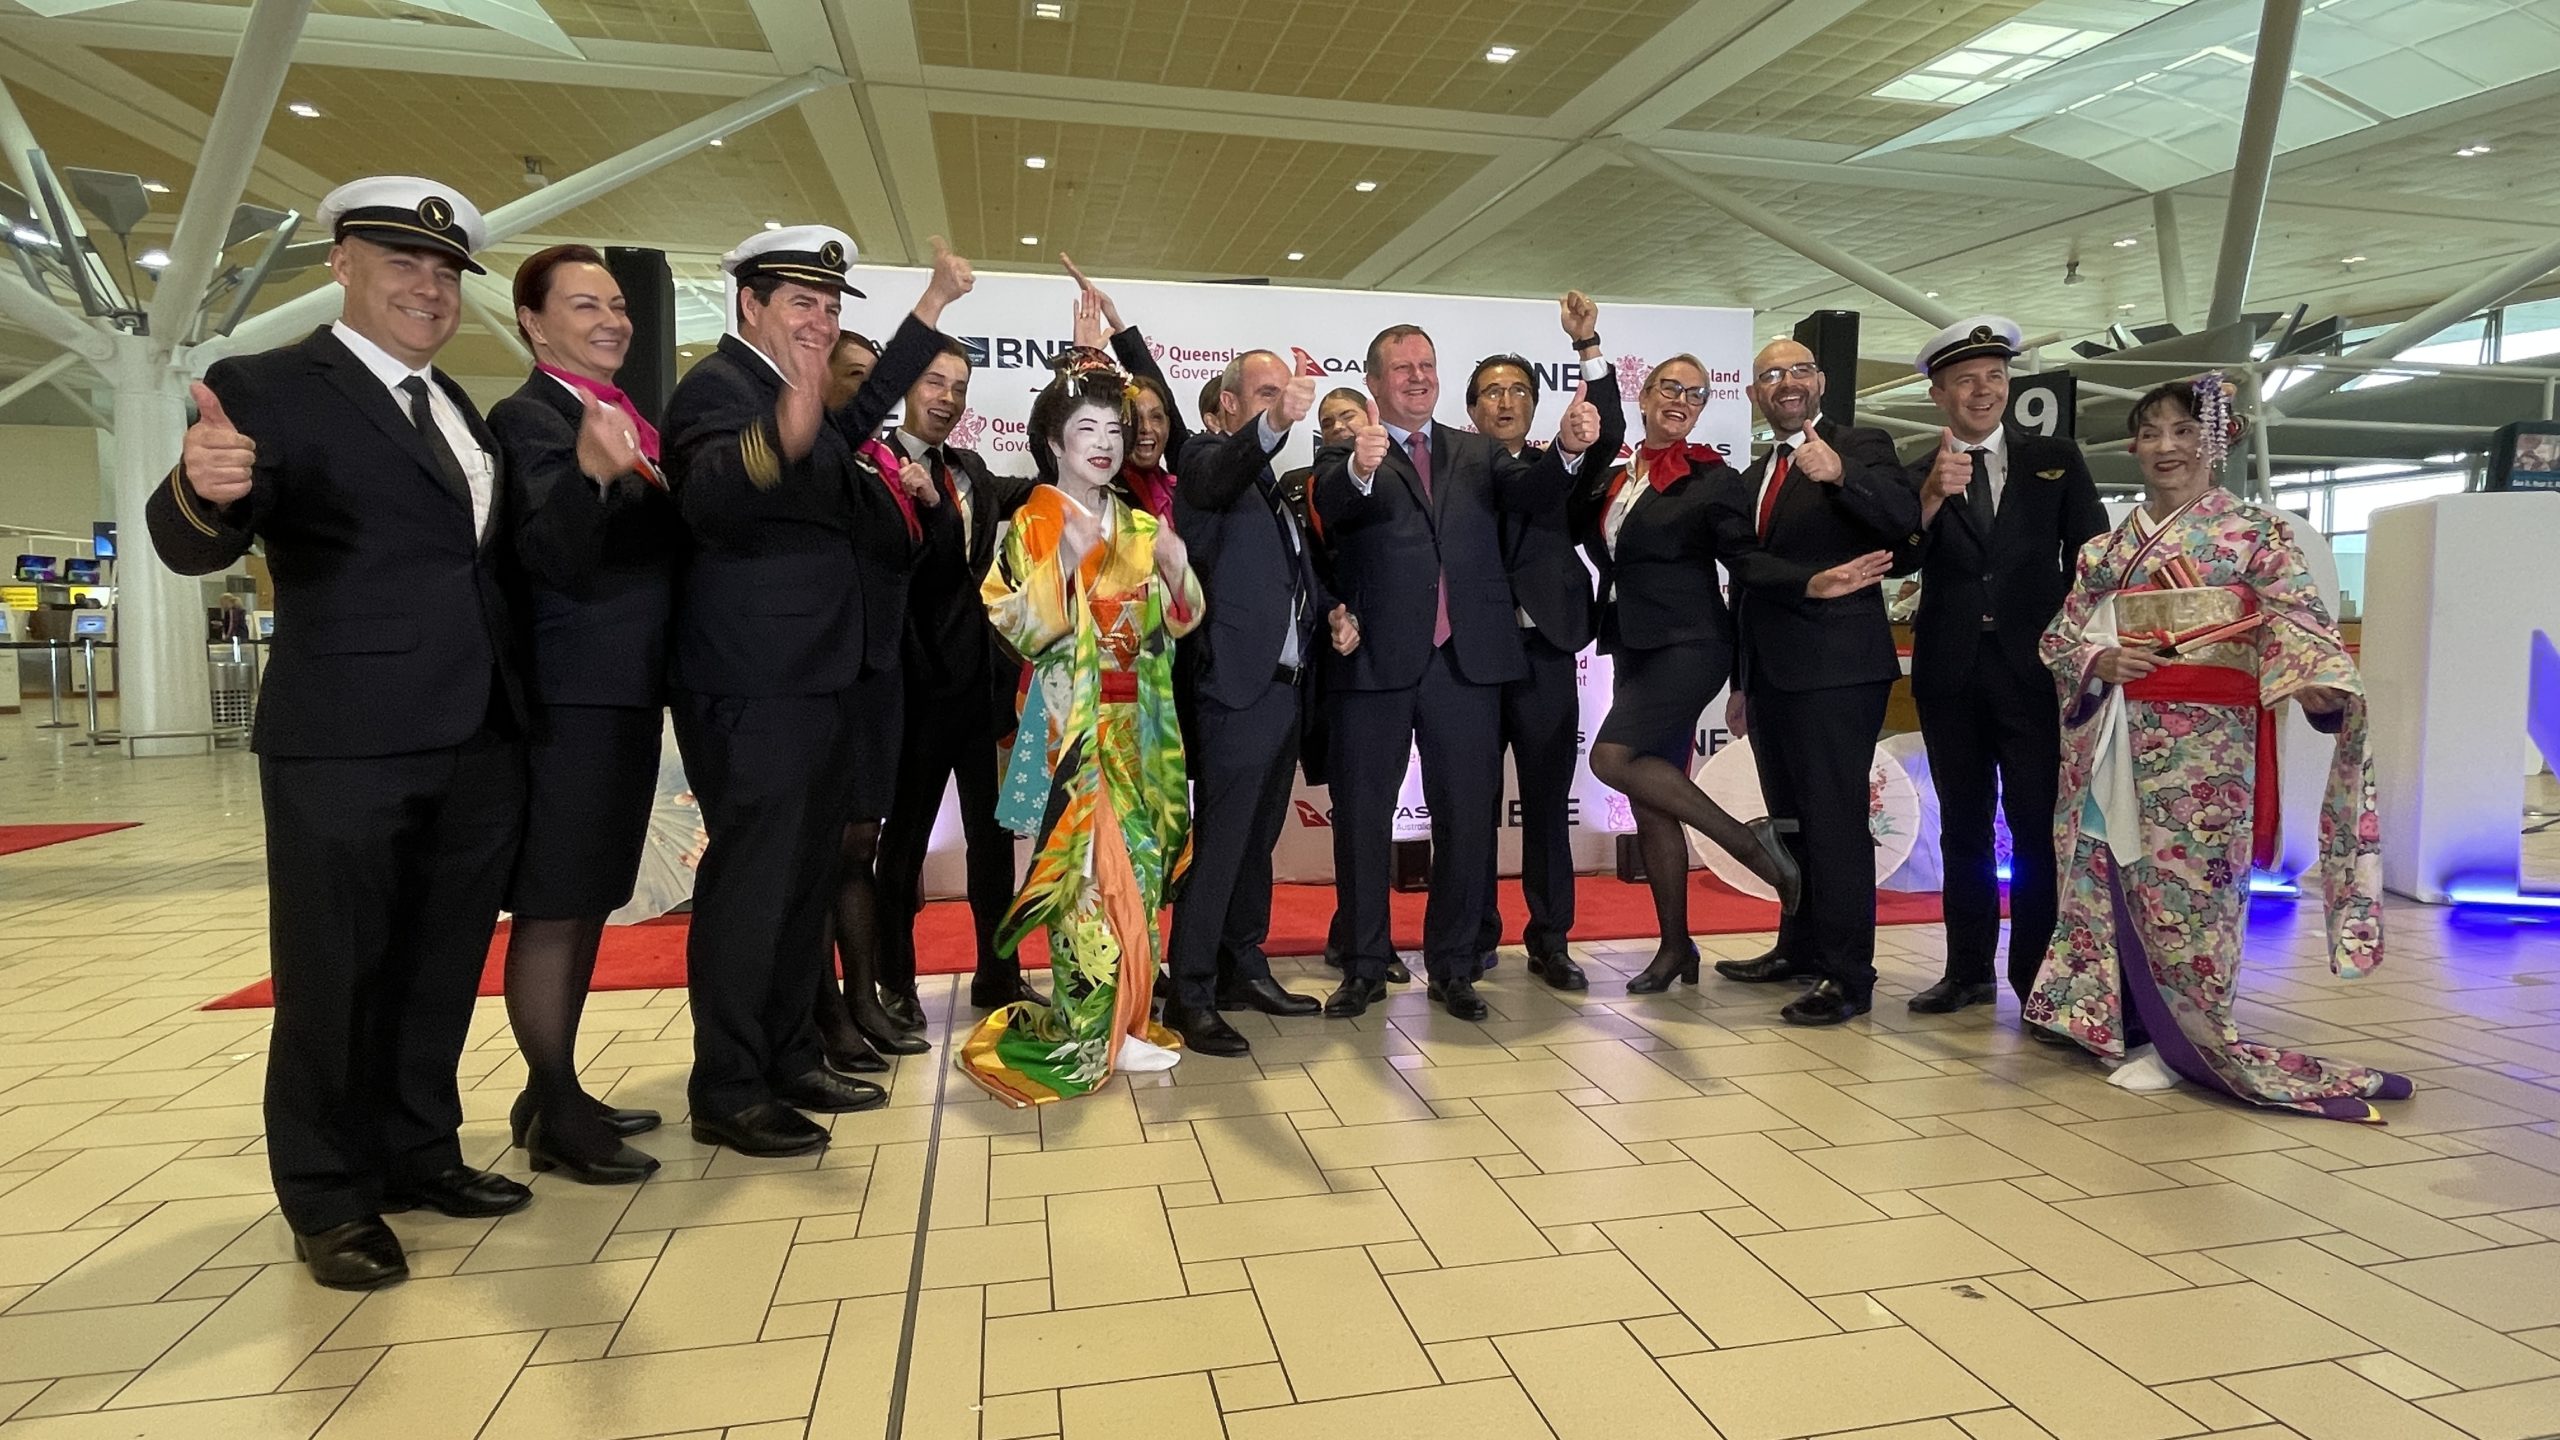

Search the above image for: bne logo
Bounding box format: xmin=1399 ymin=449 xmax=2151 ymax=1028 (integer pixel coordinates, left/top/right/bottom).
xmin=956 ymin=336 xmax=1078 ymax=371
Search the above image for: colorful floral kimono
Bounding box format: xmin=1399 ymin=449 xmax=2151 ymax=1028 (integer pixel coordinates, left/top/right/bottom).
xmin=2027 ymin=486 xmax=2410 ymax=1122
xmin=960 ymin=485 xmax=1203 ymax=1106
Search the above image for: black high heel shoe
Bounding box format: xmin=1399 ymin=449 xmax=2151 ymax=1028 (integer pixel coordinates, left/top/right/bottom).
xmin=511 ymin=1089 xmax=661 ymax=1148
xmin=524 ymin=1114 xmax=660 ymax=1185
xmin=823 ymin=1029 xmax=891 ymax=1074
xmin=1625 ymin=943 xmax=1702 ymax=995
xmin=1747 ymin=817 xmax=1803 ymax=915
xmin=880 ymin=986 xmax=929 ymax=1033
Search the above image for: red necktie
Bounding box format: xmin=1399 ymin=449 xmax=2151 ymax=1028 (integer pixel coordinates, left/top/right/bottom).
xmin=1758 ymin=444 xmax=1793 ymax=538
xmin=1408 ymin=430 xmax=1450 ymax=647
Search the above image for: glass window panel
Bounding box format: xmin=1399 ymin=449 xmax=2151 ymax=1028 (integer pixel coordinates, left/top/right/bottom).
xmin=2329 ymin=471 xmax=2469 ymax=533
xmin=1941 ymin=80 xmax=2004 ymax=104
xmin=1925 ymin=48 xmax=2009 ymax=76
xmin=1977 ymin=21 xmax=2079 ymax=54
xmin=1876 ymin=74 xmax=1965 ymax=101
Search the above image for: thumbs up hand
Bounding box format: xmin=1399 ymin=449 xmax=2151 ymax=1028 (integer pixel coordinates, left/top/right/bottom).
xmin=182 ymin=380 xmax=257 ymax=506
xmin=1349 ymin=399 xmax=1390 ymax=481
xmin=916 ymin=235 xmax=975 ymax=326
xmin=1794 ymin=429 xmax=1844 ymax=485
xmin=1555 ymin=379 xmax=1600 ymax=455
xmin=899 ymin=457 xmax=939 ymax=507
xmin=1276 ymin=373 xmax=1316 ymax=429
xmin=1927 ymin=428 xmax=1972 ymax=502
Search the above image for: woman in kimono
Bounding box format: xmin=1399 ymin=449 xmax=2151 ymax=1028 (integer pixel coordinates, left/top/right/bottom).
xmin=2028 ymin=375 xmax=2410 ymax=1122
xmin=960 ymin=350 xmax=1204 ymax=1106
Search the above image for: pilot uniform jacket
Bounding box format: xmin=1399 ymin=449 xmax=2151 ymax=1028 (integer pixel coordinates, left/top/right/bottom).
xmin=1311 ymin=425 xmax=1572 ymax=691
xmin=147 ymin=325 xmax=525 ymax=755
xmin=663 ymin=319 xmax=938 ymax=698
xmin=1895 ymin=424 xmax=2108 ymax=700
xmin=490 ymin=372 xmax=683 ymax=708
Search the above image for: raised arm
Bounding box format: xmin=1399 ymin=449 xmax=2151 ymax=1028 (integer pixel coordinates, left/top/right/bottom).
xmin=149 ymin=370 xmax=274 ymax=576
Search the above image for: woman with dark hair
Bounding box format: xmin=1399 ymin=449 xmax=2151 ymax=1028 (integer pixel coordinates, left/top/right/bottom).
xmin=1063 ymin=258 xmax=1190 ymax=518
xmin=1576 ymin=354 xmax=1809 ymax=993
xmin=490 ymin=243 xmax=679 ymax=1182
xmin=824 ymin=330 xmax=878 ymax=411
xmin=959 ymin=349 xmax=1203 ymax=1105
xmin=2030 ymin=375 xmax=2407 ymax=1120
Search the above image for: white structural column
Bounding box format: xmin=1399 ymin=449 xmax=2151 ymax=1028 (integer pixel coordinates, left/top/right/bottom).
xmin=2205 ymin=0 xmax=2305 ymax=330
xmin=103 ymin=347 xmax=210 ymax=755
xmin=2152 ymin=192 xmax=2190 ymax=330
xmin=2272 ymin=231 xmax=2560 ymax=415
xmin=146 ymin=0 xmax=315 ymax=348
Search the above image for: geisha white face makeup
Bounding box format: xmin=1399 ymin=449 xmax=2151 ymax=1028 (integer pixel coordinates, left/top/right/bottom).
xmin=1050 ymin=400 xmax=1126 ymax=490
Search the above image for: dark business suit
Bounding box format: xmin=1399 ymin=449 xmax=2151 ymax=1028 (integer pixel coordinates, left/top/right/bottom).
xmin=877 ymin=435 xmax=1035 ymax=997
xmin=1712 ymin=419 xmax=1918 ymax=1002
xmin=147 ymin=325 xmax=526 ymax=1236
xmin=1312 ymin=422 xmax=1572 ymax=982
xmin=1167 ymin=421 xmax=1333 ymax=1010
xmin=665 ymin=320 xmax=937 ymax=1115
xmin=1897 ymin=425 xmax=2107 ymax=998
xmin=1276 ymin=461 xmax=1339 ymax=789
xmin=1478 ymin=371 xmax=1621 ymax=960
xmin=491 ymin=371 xmax=682 ymax=918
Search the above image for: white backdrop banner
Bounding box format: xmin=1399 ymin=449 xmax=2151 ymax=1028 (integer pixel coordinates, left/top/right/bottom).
xmin=816 ymin=270 xmax=1751 ymax=895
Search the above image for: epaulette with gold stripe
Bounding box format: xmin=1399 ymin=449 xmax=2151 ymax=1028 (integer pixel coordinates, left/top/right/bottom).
xmin=167 ymin=465 xmax=223 ymax=538
xmin=740 ymin=417 xmax=783 ymax=491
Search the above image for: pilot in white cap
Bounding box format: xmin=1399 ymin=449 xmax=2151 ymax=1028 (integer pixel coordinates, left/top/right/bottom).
xmin=316 ymin=175 xmax=487 ymax=274
xmin=721 ymin=225 xmax=865 ymax=298
xmin=1915 ymin=315 xmax=2024 ymax=377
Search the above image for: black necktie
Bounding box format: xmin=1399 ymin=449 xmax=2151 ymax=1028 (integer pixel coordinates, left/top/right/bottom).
xmin=399 ymin=375 xmax=471 ymax=497
xmin=1966 ymin=447 xmax=1993 ymax=518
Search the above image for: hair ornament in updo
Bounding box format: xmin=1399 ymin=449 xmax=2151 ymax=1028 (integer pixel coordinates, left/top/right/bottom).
xmin=2192 ymin=371 xmax=2237 ymax=469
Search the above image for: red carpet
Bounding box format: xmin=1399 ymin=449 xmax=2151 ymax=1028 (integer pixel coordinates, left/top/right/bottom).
xmin=203 ymin=872 xmax=1953 ymax=1010
xmin=0 ymin=822 xmax=139 ymax=857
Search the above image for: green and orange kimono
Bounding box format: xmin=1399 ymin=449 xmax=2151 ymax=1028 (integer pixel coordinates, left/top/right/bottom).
xmin=2028 ymin=487 xmax=2411 ymax=1122
xmin=960 ymin=485 xmax=1203 ymax=1106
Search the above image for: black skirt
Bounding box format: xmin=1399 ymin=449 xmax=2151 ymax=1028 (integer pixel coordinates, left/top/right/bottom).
xmin=509 ymin=703 xmax=663 ymax=918
xmin=840 ymin=664 xmax=907 ymax=821
xmin=1596 ymin=642 xmax=1730 ymax=768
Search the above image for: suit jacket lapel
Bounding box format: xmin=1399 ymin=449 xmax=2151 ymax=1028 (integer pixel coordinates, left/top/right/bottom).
xmin=310 ymin=331 xmax=473 ymax=521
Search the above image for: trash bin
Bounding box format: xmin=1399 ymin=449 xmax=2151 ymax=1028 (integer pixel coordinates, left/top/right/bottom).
xmin=207 ymin=649 xmax=255 ymax=732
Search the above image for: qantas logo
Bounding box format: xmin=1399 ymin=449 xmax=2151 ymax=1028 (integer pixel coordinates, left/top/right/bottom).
xmin=1293 ymin=800 xmax=1331 ymax=828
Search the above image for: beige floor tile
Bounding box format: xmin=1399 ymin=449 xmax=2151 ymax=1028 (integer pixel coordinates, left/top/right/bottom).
xmin=1804 ymin=1136 xmax=2044 ymax=1192
xmin=1813 ymin=1290 xmax=1902 ymax=1332
xmin=1400 ymin=1058 xmax=1585 ymax=1101
xmin=803 ymin=1293 xmax=901 ymax=1440
xmin=11 ymin=1195 xmax=267 ymax=1313
xmin=528 ymin=1323 xmax=619 ymax=1366
xmin=1945 ymin=1110 xmax=2181 ymax=1197
xmin=2155 ymin=1379 xmax=2268 ymax=1430
xmin=1047 ymin=1189 xmax=1183 ymax=1309
xmin=2209 ymin=1238 xmax=2560 ymax=1389
xmin=1182 ymin=1258 xmax=1245 ymax=1294
xmin=1744 ymin=1215 xmax=2022 ymax=1297
xmin=1663 ymin=1327 xmax=2002 ymax=1440
xmin=1377 ymin=1157 xmax=1551 ymax=1266
xmin=1834 ymin=1074 xmax=2050 ymax=1119
xmin=1675 ymin=1131 xmax=1887 ymax=1228
xmin=2418 ymin=1374 xmax=2560 ymax=1440
xmin=1581 ymin=1092 xmax=1792 ymax=1143
xmin=1299 ymin=1059 xmax=1434 ymax=1125
xmin=2069 ymin=1113 xmax=2310 ymax=1164
xmin=892 ymin=1286 xmax=983 ymax=1439
xmin=1427 ymin=1336 xmax=1508 ymax=1382
xmin=1168 ymin=1188 xmax=1413 ymax=1262
xmin=1730 ymin=1073 xmax=1921 ymax=1145
xmin=1499 ymin=1159 xmax=1740 ymax=1225
xmin=1220 ymin=1376 xmax=1555 ymax=1440
xmin=1247 ymin=1246 xmax=1435 ymax=1400
xmin=459 ymin=1179 xmax=636 ymax=1274
xmin=2339 ymin=1153 xmax=2560 ymax=1218
xmin=0 ymin=1390 xmax=347 ymax=1439
xmin=762 ymin=1300 xmax=838 ymax=1341
xmin=112 ymin=1262 xmax=360 ymax=1407
xmin=1474 ymin=1091 xmax=1640 ymax=1170
xmin=2191 ymin=1154 xmax=2482 ymax=1259
xmin=1212 ymin=1362 xmax=1293 ymax=1411
xmin=1134 ymin=1074 xmax=1325 ymax=1123
xmin=1299 ymin=1116 xmax=1517 ymax=1170
xmin=1387 ymin=1250 xmax=1671 ymax=1340
xmin=1038 ymin=1087 xmax=1145 ymax=1150
xmin=923 ymin=1133 xmax=989 ymax=1232
xmin=1627 ymin=1313 xmax=1713 ymax=1357
xmin=0 ymin=1230 xmax=112 ymax=1290
xmin=614 ymin=1171 xmax=865 ymax=1234
xmin=1985 ymin=1271 xmax=2079 ymax=1309
xmin=326 ymin=1257 xmax=651 ymax=1349
xmin=14 ymin=1374 xmax=132 ymax=1419
xmin=2369 ymin=1242 xmax=2560 ymax=1331
xmin=612 ymin=1217 xmax=795 ymax=1355
xmin=313 ymin=1332 xmax=536 ymax=1440
xmin=1914 ymin=1181 xmax=2186 ymax=1301
xmin=1547 ymin=1040 xmax=1700 ymax=1102
xmin=2052 ymin=1185 xmax=2335 ymax=1255
xmin=1191 ymin=1113 xmax=1328 ymax=1202
xmin=980 ymin=1388 xmax=1057 ymax=1440
xmin=773 ymin=1234 xmax=911 ymax=1304
xmin=1367 ymin=1239 xmax=1438 ymax=1273
xmin=2043 ymin=1282 xmax=2370 ymax=1385
xmin=982 ymin=1290 xmax=1275 ymax=1391
xmin=0 ymin=1145 xmax=191 ymax=1235
xmin=988 ymin=1140 xmax=1208 ymax=1200
xmin=2221 ymin=1361 xmax=2472 ymax=1440
xmin=1876 ymin=1281 xmax=2199 ymax=1440
xmin=1648 ymin=1037 xmax=1834 ymax=1080
xmin=1496 ymin=1322 xmax=1718 ymax=1438
xmin=479 ymin=1335 xmax=825 ymax=1440
xmin=2337 ymin=1352 xmax=2454 ymax=1400
xmin=1605 ymin=1210 xmax=1835 ymax=1346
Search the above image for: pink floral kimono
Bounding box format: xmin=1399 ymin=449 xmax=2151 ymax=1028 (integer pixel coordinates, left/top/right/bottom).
xmin=2027 ymin=486 xmax=2411 ymax=1123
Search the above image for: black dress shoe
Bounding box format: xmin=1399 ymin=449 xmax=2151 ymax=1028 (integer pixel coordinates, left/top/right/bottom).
xmin=1386 ymin=959 xmax=1412 ymax=985
xmin=970 ymin=972 xmax=1051 ymax=1011
xmin=1747 ymin=816 xmax=1803 ymax=915
xmin=1908 ymin=978 xmax=2001 ymax=1015
xmin=1163 ymin=1002 xmax=1252 ymax=1057
xmin=772 ymin=1068 xmax=889 ymax=1114
xmin=597 ymin=1103 xmax=661 ymax=1137
xmin=692 ymin=1100 xmax=831 ymax=1156
xmin=293 ymin=1217 xmax=407 ymax=1291
xmin=1216 ymin=975 xmax=1320 ymax=1016
xmin=1427 ymin=975 xmax=1492 ymax=1022
xmin=823 ymin=1032 xmax=891 ymax=1074
xmin=1323 ymin=975 xmax=1387 ymax=1018
xmin=382 ymin=1165 xmax=532 ymax=1219
xmin=525 ymin=1116 xmax=661 ymax=1185
xmin=512 ymin=1090 xmax=662 ymax=1147
xmin=1625 ymin=944 xmax=1701 ymax=995
xmin=1781 ymin=979 xmax=1873 ymax=1027
xmin=1715 ymin=949 xmax=1816 ymax=985
xmin=880 ymin=986 xmax=929 ymax=1033
xmin=2025 ymin=1019 xmax=2079 ymax=1047
xmin=1527 ymin=949 xmax=1588 ymax=992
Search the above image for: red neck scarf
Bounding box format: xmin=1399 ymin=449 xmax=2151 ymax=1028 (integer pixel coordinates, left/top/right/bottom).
xmin=538 ymin=363 xmax=660 ymax=462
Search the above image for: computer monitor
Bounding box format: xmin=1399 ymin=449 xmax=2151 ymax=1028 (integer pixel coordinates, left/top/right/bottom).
xmin=63 ymin=558 xmax=99 ymax=583
xmin=92 ymin=522 xmax=116 ymax=560
xmin=70 ymin=611 xmax=109 ymax=637
xmin=14 ymin=554 xmax=59 ymax=583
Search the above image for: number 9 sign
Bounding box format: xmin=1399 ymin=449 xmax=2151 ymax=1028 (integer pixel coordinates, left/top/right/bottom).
xmin=2008 ymin=371 xmax=2076 ymax=440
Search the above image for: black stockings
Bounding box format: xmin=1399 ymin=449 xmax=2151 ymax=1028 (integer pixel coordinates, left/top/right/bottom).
xmin=504 ymin=913 xmax=616 ymax=1157
xmin=1592 ymin=742 xmax=1783 ymax=957
xmin=817 ymin=820 xmax=898 ymax=1043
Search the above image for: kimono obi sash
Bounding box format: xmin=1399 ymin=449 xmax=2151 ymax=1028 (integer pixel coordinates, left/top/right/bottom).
xmin=2121 ymin=584 xmax=2280 ymax=869
xmin=1100 ymin=671 xmax=1139 ymax=704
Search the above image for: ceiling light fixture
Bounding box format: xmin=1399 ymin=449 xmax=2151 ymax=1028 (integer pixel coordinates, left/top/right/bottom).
xmin=1031 ymin=1 xmax=1066 ymax=18
xmin=1485 ymin=45 xmax=1517 ymax=63
xmin=2454 ymin=143 xmax=2493 ymax=158
xmin=1020 ymin=235 xmax=1039 ymax=245
xmin=286 ymin=101 xmax=321 ymax=118
xmin=1353 ymin=180 xmax=1377 ymax=192
xmin=762 ymin=220 xmax=781 ymax=230
xmin=2340 ymin=254 xmax=2366 ymax=264
xmin=708 ymin=137 xmax=724 ymax=147
xmin=1923 ymin=290 xmax=1940 ymax=298
xmin=1024 ymin=156 xmax=1047 ymax=169
xmin=140 ymin=179 xmax=169 ymax=194
xmin=2111 ymin=236 xmax=2139 ymax=247
xmin=2117 ymin=302 xmax=2137 ymax=310
xmin=138 ymin=248 xmax=170 ymax=270
xmin=1286 ymin=251 xmax=1305 ymax=261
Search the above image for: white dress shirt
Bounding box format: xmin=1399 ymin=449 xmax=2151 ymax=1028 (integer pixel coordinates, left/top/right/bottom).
xmin=1757 ymin=426 xmax=1816 ymax=519
xmin=1960 ymin=424 xmax=2009 ymax=515
xmin=333 ymin=321 xmax=494 ymax=539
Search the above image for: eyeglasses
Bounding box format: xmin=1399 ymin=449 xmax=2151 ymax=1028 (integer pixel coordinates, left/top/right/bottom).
xmin=1651 ymin=378 xmax=1710 ymax=404
xmin=1477 ymin=383 xmax=1534 ymax=402
xmin=1753 ymin=361 xmax=1822 ymax=387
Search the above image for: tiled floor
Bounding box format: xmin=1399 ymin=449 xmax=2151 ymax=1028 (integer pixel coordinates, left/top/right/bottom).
xmin=6 ymin=709 xmax=2560 ymax=1440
